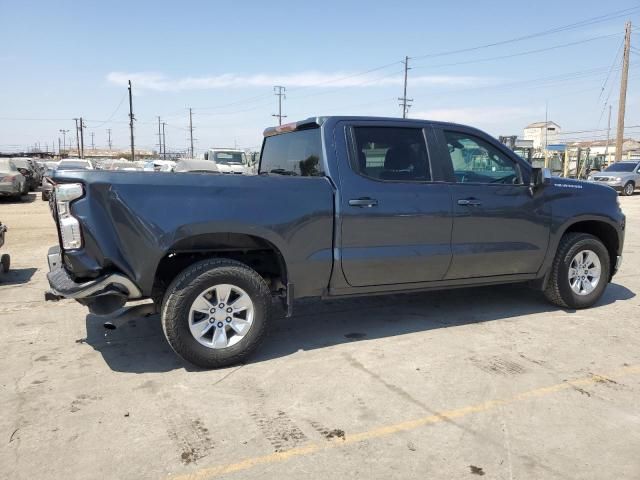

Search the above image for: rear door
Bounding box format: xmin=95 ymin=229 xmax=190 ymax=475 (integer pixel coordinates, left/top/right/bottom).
xmin=335 ymin=121 xmax=453 ymax=287
xmin=433 ymin=127 xmax=551 ymax=279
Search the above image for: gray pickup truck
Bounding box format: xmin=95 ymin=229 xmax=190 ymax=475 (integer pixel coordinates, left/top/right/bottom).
xmin=46 ymin=116 xmax=626 ymax=368
xmin=588 ymin=160 xmax=640 ymax=196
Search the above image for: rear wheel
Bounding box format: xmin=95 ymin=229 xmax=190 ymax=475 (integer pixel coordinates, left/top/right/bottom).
xmin=544 ymin=233 xmax=610 ymax=309
xmin=161 ymin=258 xmax=271 ymax=369
xmin=622 ymin=181 xmax=635 ymax=196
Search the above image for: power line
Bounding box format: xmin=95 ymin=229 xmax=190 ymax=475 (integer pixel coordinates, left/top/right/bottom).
xmin=85 ymin=91 xmax=128 ymax=128
xmin=411 ymin=32 xmax=622 ymax=70
xmin=412 ymin=6 xmax=640 ymax=59
xmin=598 ymin=37 xmax=625 ymax=102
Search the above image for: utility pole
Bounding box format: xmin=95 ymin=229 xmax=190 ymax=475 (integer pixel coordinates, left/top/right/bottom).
xmin=272 ymin=86 xmax=286 ymax=125
xmin=73 ymin=118 xmax=80 ymax=156
xmin=189 ymin=108 xmax=194 ymax=158
xmin=58 ymin=138 xmax=61 ymax=155
xmin=162 ymin=122 xmax=167 ymax=160
xmin=90 ymin=132 xmax=95 ymax=150
xmin=79 ymin=117 xmax=85 ymax=159
xmin=615 ymin=21 xmax=631 ymax=162
xmin=128 ymin=80 xmax=135 ymax=161
xmin=398 ymin=56 xmax=413 ymax=118
xmin=59 ymin=129 xmax=69 ymax=153
xmin=544 ymin=102 xmax=549 ymax=169
xmin=107 ymin=129 xmax=112 ymax=150
xmin=604 ymin=104 xmax=612 ymax=165
xmin=157 ymin=116 xmax=162 ymax=157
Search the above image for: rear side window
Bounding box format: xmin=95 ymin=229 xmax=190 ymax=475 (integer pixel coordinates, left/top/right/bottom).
xmin=260 ymin=128 xmax=324 ymax=176
xmin=351 ymin=127 xmax=431 ymax=181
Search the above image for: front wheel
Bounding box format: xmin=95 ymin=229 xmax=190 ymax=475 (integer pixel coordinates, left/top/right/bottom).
xmin=544 ymin=233 xmax=610 ymax=309
xmin=161 ymin=258 xmax=271 ymax=369
xmin=622 ymin=181 xmax=635 ymax=196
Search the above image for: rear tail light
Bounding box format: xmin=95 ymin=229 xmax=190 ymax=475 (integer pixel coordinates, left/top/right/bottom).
xmin=1 ymin=175 xmax=16 ymax=182
xmin=55 ymin=183 xmax=84 ymax=250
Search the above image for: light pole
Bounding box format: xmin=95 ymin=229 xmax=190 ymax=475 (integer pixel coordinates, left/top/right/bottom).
xmin=59 ymin=129 xmax=69 ymax=154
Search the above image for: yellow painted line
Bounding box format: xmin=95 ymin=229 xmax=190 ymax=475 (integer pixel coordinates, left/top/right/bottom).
xmin=173 ymin=364 xmax=640 ymax=480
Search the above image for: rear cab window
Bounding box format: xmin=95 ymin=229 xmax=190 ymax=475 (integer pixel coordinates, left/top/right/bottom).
xmin=259 ymin=128 xmax=324 ymax=176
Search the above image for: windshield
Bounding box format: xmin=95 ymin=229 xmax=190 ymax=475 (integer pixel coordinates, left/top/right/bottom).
xmin=213 ymin=151 xmax=245 ymax=164
xmin=604 ymin=162 xmax=638 ymax=172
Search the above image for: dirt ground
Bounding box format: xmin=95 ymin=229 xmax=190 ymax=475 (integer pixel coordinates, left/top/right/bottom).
xmin=1 ymin=191 xmax=639 ymax=479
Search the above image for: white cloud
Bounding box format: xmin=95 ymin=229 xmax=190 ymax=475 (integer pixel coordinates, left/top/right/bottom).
xmin=106 ymin=71 xmax=489 ymax=91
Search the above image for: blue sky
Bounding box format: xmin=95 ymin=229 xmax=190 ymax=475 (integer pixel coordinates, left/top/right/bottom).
xmin=1 ymin=0 xmax=639 ymax=153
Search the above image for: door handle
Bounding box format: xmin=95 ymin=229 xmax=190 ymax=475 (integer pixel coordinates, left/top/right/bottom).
xmin=457 ymin=198 xmax=482 ymax=206
xmin=349 ymin=197 xmax=378 ymax=207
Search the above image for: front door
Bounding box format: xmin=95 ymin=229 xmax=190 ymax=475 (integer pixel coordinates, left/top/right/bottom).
xmin=336 ymin=122 xmax=453 ymax=287
xmin=435 ymin=128 xmax=551 ymax=280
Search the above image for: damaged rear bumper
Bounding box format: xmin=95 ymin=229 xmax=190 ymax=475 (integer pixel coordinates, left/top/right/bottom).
xmin=45 ymin=245 xmax=142 ymax=302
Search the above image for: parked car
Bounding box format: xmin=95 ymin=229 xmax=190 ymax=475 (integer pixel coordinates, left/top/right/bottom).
xmin=45 ymin=116 xmax=625 ymax=369
xmin=57 ymin=159 xmax=94 ymax=171
xmin=587 ymin=160 xmax=640 ymax=196
xmin=11 ymin=158 xmax=41 ymax=191
xmin=0 ymin=158 xmax=27 ymax=199
xmin=204 ymin=149 xmax=249 ymax=174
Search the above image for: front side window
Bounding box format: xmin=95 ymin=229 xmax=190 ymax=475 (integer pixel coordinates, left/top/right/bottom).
xmin=444 ymin=131 xmax=521 ymax=185
xmin=260 ymin=128 xmax=324 ymax=176
xmin=351 ymin=127 xmax=430 ymax=181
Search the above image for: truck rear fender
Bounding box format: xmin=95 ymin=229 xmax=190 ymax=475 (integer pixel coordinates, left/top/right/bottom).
xmin=152 ymin=232 xmax=289 ymax=301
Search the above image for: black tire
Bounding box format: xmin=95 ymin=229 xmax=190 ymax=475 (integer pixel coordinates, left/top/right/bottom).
xmin=622 ymin=181 xmax=635 ymax=196
xmin=544 ymin=233 xmax=610 ymax=309
xmin=161 ymin=258 xmax=271 ymax=369
xmin=0 ymin=254 xmax=9 ymax=273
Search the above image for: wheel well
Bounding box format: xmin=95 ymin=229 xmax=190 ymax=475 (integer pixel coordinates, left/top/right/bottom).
xmin=152 ymin=233 xmax=287 ymax=301
xmin=564 ymin=220 xmax=619 ymax=274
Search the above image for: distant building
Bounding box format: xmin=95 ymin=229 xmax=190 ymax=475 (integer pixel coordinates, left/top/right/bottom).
xmin=523 ymin=121 xmax=561 ymax=149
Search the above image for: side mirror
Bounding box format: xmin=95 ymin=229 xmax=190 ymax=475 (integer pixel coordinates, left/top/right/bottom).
xmin=530 ymin=167 xmax=551 ymax=189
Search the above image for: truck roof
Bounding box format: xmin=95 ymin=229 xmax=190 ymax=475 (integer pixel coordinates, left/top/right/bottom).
xmin=262 ymin=116 xmax=471 ymax=137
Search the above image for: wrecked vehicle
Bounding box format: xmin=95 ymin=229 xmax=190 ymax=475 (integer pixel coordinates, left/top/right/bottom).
xmin=45 ymin=116 xmax=625 ymax=368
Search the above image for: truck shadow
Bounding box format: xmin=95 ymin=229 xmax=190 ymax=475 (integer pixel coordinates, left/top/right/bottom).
xmin=83 ymin=282 xmax=635 ymax=374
